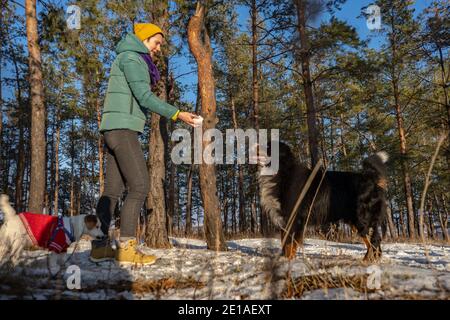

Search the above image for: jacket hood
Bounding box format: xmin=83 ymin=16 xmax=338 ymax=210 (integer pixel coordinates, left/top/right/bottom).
xmin=116 ymin=33 xmax=149 ymax=54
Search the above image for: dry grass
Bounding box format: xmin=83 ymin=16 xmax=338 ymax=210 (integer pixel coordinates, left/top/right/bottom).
xmin=282 ymin=272 xmax=371 ymax=299
xmin=0 ymin=273 xmax=206 ymax=299
xmin=98 ymin=277 xmax=206 ymax=298
xmin=283 ymin=272 xmax=449 ymax=300
xmin=59 ymin=277 xmax=206 ymax=299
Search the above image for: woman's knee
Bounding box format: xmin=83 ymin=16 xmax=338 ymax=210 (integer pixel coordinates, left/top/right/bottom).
xmin=128 ymin=179 xmax=150 ymax=199
xmin=101 ymin=188 xmax=123 ymax=201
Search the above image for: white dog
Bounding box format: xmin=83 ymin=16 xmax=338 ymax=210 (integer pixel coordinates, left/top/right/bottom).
xmin=0 ymin=194 xmax=104 ymax=267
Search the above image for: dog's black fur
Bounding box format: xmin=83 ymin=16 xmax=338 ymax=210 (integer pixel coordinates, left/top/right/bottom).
xmin=257 ymin=142 xmax=388 ymax=261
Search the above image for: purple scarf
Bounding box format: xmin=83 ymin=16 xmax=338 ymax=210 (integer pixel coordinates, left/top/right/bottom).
xmin=140 ymin=53 xmax=161 ymax=87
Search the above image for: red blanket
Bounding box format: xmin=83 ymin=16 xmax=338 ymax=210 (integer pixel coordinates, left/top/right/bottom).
xmin=19 ymin=212 xmax=70 ymax=253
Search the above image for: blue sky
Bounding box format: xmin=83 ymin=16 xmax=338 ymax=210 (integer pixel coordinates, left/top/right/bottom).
xmin=4 ymin=0 xmax=434 ymax=105
xmin=171 ymin=0 xmax=434 ymax=104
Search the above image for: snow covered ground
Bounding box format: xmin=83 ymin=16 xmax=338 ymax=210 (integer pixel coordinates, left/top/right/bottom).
xmin=0 ymin=237 xmax=448 ymax=300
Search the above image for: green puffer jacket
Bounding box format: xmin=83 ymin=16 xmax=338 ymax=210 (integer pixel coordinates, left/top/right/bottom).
xmin=100 ymin=33 xmax=179 ymax=133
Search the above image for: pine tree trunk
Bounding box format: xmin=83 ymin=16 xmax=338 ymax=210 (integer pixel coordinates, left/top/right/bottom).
xmin=435 ymin=193 xmax=449 ymax=242
xmin=251 ymin=0 xmax=267 ymax=236
xmin=386 ymin=202 xmax=397 ymax=240
xmin=43 ymin=102 xmax=49 ymax=215
xmin=186 ymin=164 xmax=194 ymax=236
xmin=48 ymin=71 xmax=64 ymax=215
xmin=222 ymin=169 xmax=228 ymax=236
xmin=53 ymin=120 xmax=60 ymax=215
xmin=0 ymin=3 xmax=3 ymax=185
xmin=186 ymin=84 xmax=201 ymax=237
xmin=90 ymin=132 xmax=97 ymax=212
xmin=387 ymin=8 xmax=416 ymax=239
xmin=77 ymin=156 xmax=83 ymax=216
xmin=145 ymin=3 xmax=172 ymax=249
xmin=295 ymin=0 xmax=319 ymax=166
xmin=442 ymin=197 xmax=449 ymax=242
xmin=26 ymin=0 xmax=46 ymax=213
xmin=339 ymin=113 xmax=347 ymax=158
xmin=15 ymin=135 xmax=25 ymax=212
xmin=196 ymin=203 xmax=201 ymax=238
xmin=70 ymin=173 xmax=74 ymax=216
xmin=70 ymin=120 xmax=75 ymax=216
xmin=145 ymin=85 xmax=171 ymax=248
xmin=394 ymin=100 xmax=415 ymax=239
xmin=390 ymin=178 xmax=406 ymax=238
xmin=251 ymin=198 xmax=257 ymax=234
xmin=399 ymin=206 xmax=408 ymax=239
xmin=390 ymin=200 xmax=401 ymax=237
xmin=166 ymin=75 xmax=176 ymax=238
xmin=49 ymin=114 xmax=55 ymax=215
xmin=174 ymin=173 xmax=180 ymax=234
xmin=3 ymin=137 xmax=11 ymax=194
xmin=320 ymin=115 xmax=328 ymax=167
xmin=231 ymin=167 xmax=237 ymax=234
xmin=436 ymin=46 xmax=450 ymax=172
xmin=95 ymin=68 xmax=104 ymax=195
xmin=251 ymin=0 xmax=260 ymax=131
xmin=2 ymin=134 xmax=8 ymax=196
xmin=12 ymin=50 xmax=25 ymax=212
xmin=167 ymin=123 xmax=175 ymax=237
xmin=238 ymin=156 xmax=245 ymax=233
xmin=187 ymin=2 xmax=226 ymax=251
xmin=230 ymin=96 xmax=246 ymax=233
xmin=24 ymin=153 xmax=30 ymax=209
xmin=329 ymin=114 xmax=334 ymax=170
xmin=426 ymin=200 xmax=434 ymax=240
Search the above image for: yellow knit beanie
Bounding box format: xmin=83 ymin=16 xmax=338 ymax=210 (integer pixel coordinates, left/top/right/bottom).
xmin=134 ymin=23 xmax=164 ymax=41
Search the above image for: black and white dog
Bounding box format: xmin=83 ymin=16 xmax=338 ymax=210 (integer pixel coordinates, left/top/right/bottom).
xmin=255 ymin=142 xmax=388 ymax=262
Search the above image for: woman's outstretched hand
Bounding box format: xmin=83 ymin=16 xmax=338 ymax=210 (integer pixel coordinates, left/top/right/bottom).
xmin=178 ymin=112 xmax=203 ymax=127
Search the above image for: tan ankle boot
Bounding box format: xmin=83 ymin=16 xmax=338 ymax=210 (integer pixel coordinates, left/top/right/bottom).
xmin=115 ymin=239 xmax=157 ymax=265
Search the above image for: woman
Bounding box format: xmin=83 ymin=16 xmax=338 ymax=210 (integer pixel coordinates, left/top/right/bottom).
xmin=90 ymin=23 xmax=199 ymax=265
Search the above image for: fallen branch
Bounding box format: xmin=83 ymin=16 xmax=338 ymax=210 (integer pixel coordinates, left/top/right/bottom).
xmin=418 ymin=132 xmax=448 ymax=243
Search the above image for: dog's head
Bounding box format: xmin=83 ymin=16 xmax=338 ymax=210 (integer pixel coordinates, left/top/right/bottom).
xmin=83 ymin=215 xmax=104 ymax=239
xmin=362 ymin=152 xmax=389 ymax=190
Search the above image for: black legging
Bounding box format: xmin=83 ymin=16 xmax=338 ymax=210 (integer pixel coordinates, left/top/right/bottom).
xmin=96 ymin=129 xmax=149 ymax=238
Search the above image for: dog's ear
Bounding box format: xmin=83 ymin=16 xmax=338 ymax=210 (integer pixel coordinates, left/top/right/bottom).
xmin=0 ymin=194 xmax=10 ymax=204
xmin=84 ymin=215 xmax=99 ymax=230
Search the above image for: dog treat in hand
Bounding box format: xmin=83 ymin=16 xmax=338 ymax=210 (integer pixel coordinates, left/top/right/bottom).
xmin=192 ymin=115 xmax=203 ymax=127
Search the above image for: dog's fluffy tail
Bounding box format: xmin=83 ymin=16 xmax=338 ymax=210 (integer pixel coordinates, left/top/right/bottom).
xmin=362 ymin=152 xmax=389 ymax=188
xmin=375 ymin=151 xmax=389 ymax=164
